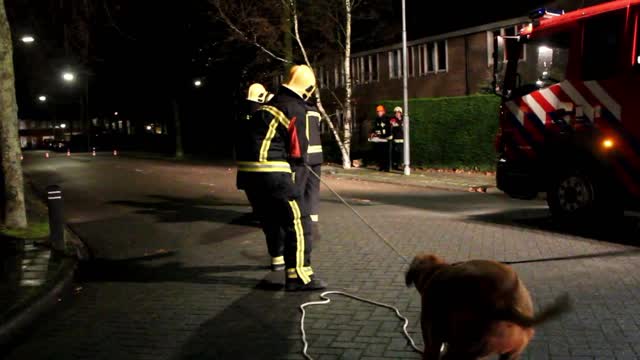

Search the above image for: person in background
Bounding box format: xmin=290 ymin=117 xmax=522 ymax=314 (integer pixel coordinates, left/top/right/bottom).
xmin=370 ymin=105 xmax=392 ymax=172
xmin=390 ymin=106 xmax=404 ymax=170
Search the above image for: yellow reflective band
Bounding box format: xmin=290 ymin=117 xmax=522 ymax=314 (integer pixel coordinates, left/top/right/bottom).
xmin=305 ymin=111 xmax=321 ymax=140
xmin=260 ymin=105 xmax=290 ymax=127
xmin=394 ymin=139 xmax=404 ymax=143
xmin=310 ymin=214 xmax=319 ymax=222
xmin=287 ymin=268 xmax=298 ymax=279
xmin=259 ymin=118 xmax=280 ymax=162
xmin=272 ymin=256 xmax=285 ymax=266
xmin=288 ymin=200 xmax=310 ymax=284
xmin=308 ymin=145 xmax=323 ymax=154
xmin=237 ymin=161 xmax=291 ymax=173
xmin=303 ymin=266 xmax=314 ymax=276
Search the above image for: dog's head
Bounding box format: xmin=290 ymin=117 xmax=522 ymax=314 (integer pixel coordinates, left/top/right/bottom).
xmin=405 ymin=253 xmax=447 ymax=291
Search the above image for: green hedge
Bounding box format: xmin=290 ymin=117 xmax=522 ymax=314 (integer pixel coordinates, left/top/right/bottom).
xmin=381 ymin=95 xmax=500 ymax=170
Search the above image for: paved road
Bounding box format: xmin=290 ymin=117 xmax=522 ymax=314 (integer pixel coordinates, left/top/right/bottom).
xmin=4 ymin=152 xmax=640 ymax=360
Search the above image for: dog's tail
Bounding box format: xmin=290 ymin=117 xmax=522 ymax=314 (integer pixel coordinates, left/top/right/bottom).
xmin=494 ymin=293 xmax=572 ymax=327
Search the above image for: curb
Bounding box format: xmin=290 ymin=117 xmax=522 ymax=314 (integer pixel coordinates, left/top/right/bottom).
xmin=324 ymin=167 xmax=498 ymax=194
xmin=0 ymin=257 xmax=77 ymax=349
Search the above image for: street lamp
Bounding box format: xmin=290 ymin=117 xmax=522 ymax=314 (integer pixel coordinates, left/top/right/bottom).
xmin=114 ymin=111 xmax=119 ymax=116
xmin=38 ymin=95 xmax=47 ymax=102
xmin=60 ymin=123 xmax=67 ymax=129
xmin=146 ymin=125 xmax=152 ymax=131
xmin=62 ymin=72 xmax=76 ymax=82
xmin=20 ymin=35 xmax=35 ymax=44
xmin=194 ymin=79 xmax=202 ymax=87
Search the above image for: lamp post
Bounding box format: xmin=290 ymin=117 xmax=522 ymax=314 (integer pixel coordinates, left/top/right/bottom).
xmin=401 ymin=0 xmax=411 ymax=175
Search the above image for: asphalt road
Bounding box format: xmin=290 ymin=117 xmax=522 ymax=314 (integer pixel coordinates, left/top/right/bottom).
xmin=4 ymin=151 xmax=640 ymax=360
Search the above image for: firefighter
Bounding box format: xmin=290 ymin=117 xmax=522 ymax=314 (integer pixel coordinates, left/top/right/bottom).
xmin=370 ymin=105 xmax=392 ymax=171
xmin=237 ymin=65 xmax=327 ymax=291
xmin=237 ymin=83 xmax=285 ymax=272
xmin=391 ymin=106 xmax=404 ymax=170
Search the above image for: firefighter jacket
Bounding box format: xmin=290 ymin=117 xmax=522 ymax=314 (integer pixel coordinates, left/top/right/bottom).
xmin=235 ymin=87 xmax=308 ymax=199
xmin=372 ymin=115 xmax=392 ymax=139
xmin=390 ymin=116 xmax=404 ymax=142
xmin=304 ymin=98 xmax=323 ymax=166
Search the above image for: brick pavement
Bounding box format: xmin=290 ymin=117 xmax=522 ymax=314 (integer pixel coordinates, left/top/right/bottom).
xmin=4 ymin=155 xmax=640 ymax=360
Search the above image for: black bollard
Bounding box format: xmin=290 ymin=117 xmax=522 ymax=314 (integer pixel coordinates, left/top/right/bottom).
xmin=46 ymin=185 xmax=65 ymax=252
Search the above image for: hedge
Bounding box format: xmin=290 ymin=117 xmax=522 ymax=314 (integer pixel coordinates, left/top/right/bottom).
xmin=379 ymin=95 xmax=501 ymax=170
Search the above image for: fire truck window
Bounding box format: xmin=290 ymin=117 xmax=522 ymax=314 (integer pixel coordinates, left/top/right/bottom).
xmin=582 ymin=10 xmax=625 ymax=80
xmin=636 ymin=18 xmax=640 ymax=66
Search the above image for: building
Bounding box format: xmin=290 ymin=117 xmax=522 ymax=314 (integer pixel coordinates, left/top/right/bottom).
xmin=313 ymin=16 xmax=529 ymax=145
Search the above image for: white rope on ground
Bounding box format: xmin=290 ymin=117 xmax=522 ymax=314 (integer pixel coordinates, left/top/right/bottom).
xmin=300 ymin=291 xmax=423 ymax=360
xmin=299 ymin=166 xmax=425 ymax=360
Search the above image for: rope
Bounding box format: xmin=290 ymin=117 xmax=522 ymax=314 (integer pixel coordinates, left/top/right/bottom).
xmin=299 ymin=165 xmax=424 ymax=360
xmin=300 ymin=291 xmax=423 ymax=360
xmin=305 ymin=165 xmax=411 ymax=265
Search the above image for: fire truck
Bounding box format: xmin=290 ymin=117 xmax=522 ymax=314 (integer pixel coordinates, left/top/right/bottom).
xmin=494 ymin=0 xmax=640 ymax=221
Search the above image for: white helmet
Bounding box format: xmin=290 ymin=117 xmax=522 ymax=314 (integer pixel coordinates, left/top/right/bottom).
xmin=394 ymin=106 xmax=403 ymax=114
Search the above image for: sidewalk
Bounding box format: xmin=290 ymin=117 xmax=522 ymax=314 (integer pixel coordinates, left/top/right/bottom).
xmin=0 ymin=184 xmax=78 ymax=348
xmin=323 ymin=164 xmax=498 ymax=193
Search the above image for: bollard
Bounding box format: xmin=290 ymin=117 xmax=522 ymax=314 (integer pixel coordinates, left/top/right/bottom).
xmin=92 ymin=147 xmax=96 ymax=157
xmin=113 ymin=149 xmax=118 ymax=156
xmin=67 ymin=149 xmax=71 ymax=157
xmin=45 ymin=152 xmax=50 ymax=159
xmin=46 ymin=185 xmax=65 ymax=252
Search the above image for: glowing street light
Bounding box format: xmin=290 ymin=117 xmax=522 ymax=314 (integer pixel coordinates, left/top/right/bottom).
xmin=62 ymin=72 xmax=76 ymax=82
xmin=194 ymin=80 xmax=202 ymax=87
xmin=114 ymin=111 xmax=119 ymax=116
xmin=146 ymin=125 xmax=153 ymax=131
xmin=20 ymin=35 xmax=35 ymax=44
xmin=38 ymin=95 xmax=47 ymax=102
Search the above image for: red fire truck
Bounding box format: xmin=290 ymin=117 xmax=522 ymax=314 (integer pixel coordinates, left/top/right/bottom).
xmin=494 ymin=0 xmax=640 ymax=221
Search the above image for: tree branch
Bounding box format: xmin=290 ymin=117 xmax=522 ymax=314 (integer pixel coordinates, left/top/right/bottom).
xmin=213 ymin=0 xmax=291 ymax=64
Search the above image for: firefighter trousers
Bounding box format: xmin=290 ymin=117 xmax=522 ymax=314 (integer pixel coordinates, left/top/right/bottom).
xmin=293 ymin=164 xmax=321 ymax=222
xmin=245 ymin=189 xmax=284 ymax=258
xmin=245 ymin=184 xmax=313 ymax=284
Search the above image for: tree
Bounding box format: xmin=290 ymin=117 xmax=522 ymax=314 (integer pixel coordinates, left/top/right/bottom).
xmin=0 ymin=0 xmax=27 ymax=229
xmin=212 ymin=0 xmax=361 ymax=169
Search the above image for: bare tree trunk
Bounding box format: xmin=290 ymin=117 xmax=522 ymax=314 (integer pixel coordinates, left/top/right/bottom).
xmin=342 ymin=0 xmax=353 ymax=169
xmin=289 ymin=0 xmax=351 ymax=168
xmin=171 ymin=99 xmax=184 ymax=159
xmin=0 ymin=0 xmax=27 ymax=229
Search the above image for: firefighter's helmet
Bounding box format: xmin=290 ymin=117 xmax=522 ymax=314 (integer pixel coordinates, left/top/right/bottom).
xmin=247 ymin=83 xmax=268 ymax=103
xmin=376 ymin=105 xmax=385 ymax=113
xmin=284 ymin=65 xmax=317 ymax=101
xmin=394 ymin=106 xmax=403 ymax=114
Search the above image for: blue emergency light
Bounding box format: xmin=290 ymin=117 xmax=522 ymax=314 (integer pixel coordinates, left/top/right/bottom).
xmin=529 ymin=8 xmax=564 ymax=20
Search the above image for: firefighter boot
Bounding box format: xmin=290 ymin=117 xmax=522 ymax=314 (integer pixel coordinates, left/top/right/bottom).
xmin=285 ymin=268 xmax=327 ymax=291
xmin=271 ymin=256 xmax=285 ymax=272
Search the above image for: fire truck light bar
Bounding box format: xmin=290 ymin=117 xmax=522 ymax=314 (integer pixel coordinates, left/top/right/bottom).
xmin=529 ymin=8 xmax=565 ymax=20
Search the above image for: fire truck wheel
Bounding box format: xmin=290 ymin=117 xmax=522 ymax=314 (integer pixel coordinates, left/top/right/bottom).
xmin=547 ymin=170 xmax=621 ymax=222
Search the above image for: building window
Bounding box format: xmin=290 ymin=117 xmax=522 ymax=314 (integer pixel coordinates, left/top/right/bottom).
xmin=436 ymin=40 xmax=447 ymax=72
xmin=388 ymin=49 xmax=403 ymax=79
xmin=370 ymin=54 xmax=379 ymax=82
xmin=487 ymin=25 xmax=527 ymax=65
xmin=427 ymin=43 xmax=435 ymax=73
xmin=408 ymin=47 xmax=416 ymax=77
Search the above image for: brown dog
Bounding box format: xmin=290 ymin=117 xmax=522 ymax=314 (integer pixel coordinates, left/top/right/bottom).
xmin=405 ymin=253 xmax=571 ymax=360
